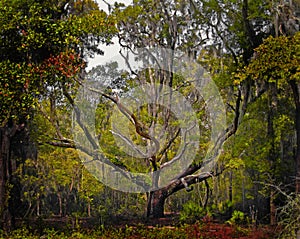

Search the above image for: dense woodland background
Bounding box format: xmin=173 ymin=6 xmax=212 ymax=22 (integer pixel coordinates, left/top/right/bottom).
xmin=0 ymin=0 xmax=300 ymax=238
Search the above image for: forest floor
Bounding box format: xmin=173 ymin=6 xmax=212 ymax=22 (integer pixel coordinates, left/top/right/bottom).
xmin=2 ymin=215 xmax=279 ymax=239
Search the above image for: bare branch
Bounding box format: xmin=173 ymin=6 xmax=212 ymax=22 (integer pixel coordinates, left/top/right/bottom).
xmin=110 ymin=130 xmax=148 ymax=158
xmin=160 ymin=124 xmax=196 ymax=169
xmin=158 ymin=128 xmax=180 ymax=159
xmin=88 ymin=86 xmax=161 ymax=154
xmin=166 ymin=171 xmax=219 ymax=197
xmin=118 ymin=48 xmax=138 ymax=76
xmin=63 ymin=85 xmax=99 ymax=150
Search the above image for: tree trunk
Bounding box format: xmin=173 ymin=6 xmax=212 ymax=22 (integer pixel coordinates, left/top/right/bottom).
xmin=290 ymin=81 xmax=300 ymax=194
xmin=0 ymin=127 xmax=11 ymax=230
xmin=146 ymin=168 xmax=216 ymax=219
xmin=88 ymin=201 xmax=91 ymax=217
xmin=229 ymin=171 xmax=233 ymax=216
xmin=267 ymin=83 xmax=277 ymax=225
xmin=270 ymin=189 xmax=276 ymax=225
xmin=295 ymin=100 xmax=300 ymax=195
xmin=146 ymin=189 xmax=166 ymax=218
xmin=0 ymin=125 xmax=17 ymax=231
xmin=36 ymin=196 xmax=40 ymax=217
xmin=57 ymin=193 xmax=63 ymax=217
xmin=295 ymin=97 xmax=300 ymax=239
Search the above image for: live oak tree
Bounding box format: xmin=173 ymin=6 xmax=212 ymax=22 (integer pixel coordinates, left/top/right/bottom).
xmin=0 ymin=0 xmax=116 ymax=230
xmin=73 ymin=0 xmax=278 ymax=219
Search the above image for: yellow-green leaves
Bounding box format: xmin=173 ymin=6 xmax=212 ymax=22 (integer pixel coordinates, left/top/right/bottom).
xmin=244 ymin=32 xmax=300 ymax=87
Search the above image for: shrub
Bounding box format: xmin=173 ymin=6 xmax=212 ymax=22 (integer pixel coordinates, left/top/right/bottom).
xmin=226 ymin=210 xmax=245 ymax=225
xmin=277 ymin=193 xmax=300 ymax=239
xmin=179 ymin=201 xmax=207 ymax=223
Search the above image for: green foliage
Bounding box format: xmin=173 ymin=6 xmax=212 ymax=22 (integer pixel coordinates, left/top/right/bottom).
xmin=6 ymin=228 xmax=38 ymax=239
xmin=179 ymin=201 xmax=208 ymax=223
xmin=0 ymin=61 xmax=36 ymax=124
xmin=0 ymin=223 xmax=278 ymax=239
xmin=240 ymin=32 xmax=300 ymax=85
xmin=226 ymin=210 xmax=245 ymax=225
xmin=0 ymin=0 xmax=116 ymax=125
xmin=15 ymin=147 xmax=104 ymax=217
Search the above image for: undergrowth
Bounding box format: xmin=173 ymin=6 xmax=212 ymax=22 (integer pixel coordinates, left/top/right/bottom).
xmin=0 ymin=221 xmax=277 ymax=239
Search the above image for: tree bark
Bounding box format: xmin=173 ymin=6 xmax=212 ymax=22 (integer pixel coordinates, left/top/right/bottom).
xmin=146 ymin=169 xmax=218 ymax=218
xmin=242 ymin=0 xmax=263 ymax=63
xmin=268 ymin=84 xmax=277 ymax=225
xmin=292 ymin=82 xmax=300 ymax=239
xmin=58 ymin=193 xmax=63 ymax=217
xmin=295 ymin=99 xmax=300 ymax=195
xmin=88 ymin=201 xmax=91 ymax=217
xmin=0 ymin=124 xmax=17 ymax=231
xmin=229 ymin=171 xmax=233 ymax=216
xmin=290 ymin=80 xmax=300 ymax=194
xmin=36 ymin=196 xmax=40 ymax=217
xmin=0 ymin=127 xmax=11 ymax=230
xmin=147 ymin=190 xmax=166 ymax=218
xmin=270 ymin=189 xmax=276 ymax=225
